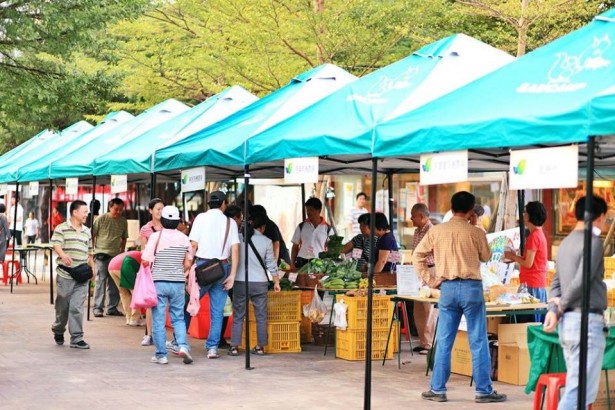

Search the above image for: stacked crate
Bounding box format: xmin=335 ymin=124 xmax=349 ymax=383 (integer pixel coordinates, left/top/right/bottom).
xmin=242 ymin=291 xmax=302 ymax=353
xmin=335 ymin=295 xmax=395 ymax=361
xmin=604 ymin=257 xmax=615 ymax=280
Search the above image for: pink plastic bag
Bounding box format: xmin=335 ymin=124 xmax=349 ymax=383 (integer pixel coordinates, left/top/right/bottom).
xmin=130 ymin=265 xmax=158 ymax=309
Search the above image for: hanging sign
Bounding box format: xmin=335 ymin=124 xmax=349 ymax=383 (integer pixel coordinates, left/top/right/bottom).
xmin=111 ymin=174 xmax=128 ymax=194
xmin=29 ymin=181 xmax=39 ymax=194
xmin=181 ymin=167 xmax=206 ymax=193
xmin=0 ymin=184 xmax=7 ymax=196
xmin=509 ymin=145 xmax=578 ymax=190
xmin=65 ymin=178 xmax=79 ymax=195
xmin=284 ymin=157 xmax=319 ymax=184
xmin=419 ymin=150 xmax=468 ymax=186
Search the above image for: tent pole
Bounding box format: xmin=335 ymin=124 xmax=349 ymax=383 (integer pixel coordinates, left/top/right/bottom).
xmin=387 ymin=170 xmax=394 ymax=241
xmin=517 ymin=190 xmax=526 ymax=256
xmin=87 ymin=176 xmax=97 ymax=322
xmin=9 ymin=184 xmax=19 ymax=293
xmin=244 ymin=165 xmax=254 ymax=371
xmin=578 ymin=137 xmax=595 ymax=410
xmin=301 ymin=183 xmax=306 ymax=220
xmin=150 ymin=173 xmax=156 ymax=200
xmin=364 ymin=157 xmax=377 ymax=410
xmin=49 ymin=179 xmax=54 ymax=304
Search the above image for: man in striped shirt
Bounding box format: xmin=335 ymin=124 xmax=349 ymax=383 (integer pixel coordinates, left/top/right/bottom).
xmin=51 ymin=200 xmax=94 ymax=349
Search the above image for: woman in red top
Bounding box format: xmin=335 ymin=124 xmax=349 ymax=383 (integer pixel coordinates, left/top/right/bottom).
xmin=504 ymin=201 xmax=548 ymax=322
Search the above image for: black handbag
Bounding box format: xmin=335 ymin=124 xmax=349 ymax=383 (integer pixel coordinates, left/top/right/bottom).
xmin=62 ymin=263 xmax=94 ymax=283
xmin=195 ymin=218 xmax=230 ymax=287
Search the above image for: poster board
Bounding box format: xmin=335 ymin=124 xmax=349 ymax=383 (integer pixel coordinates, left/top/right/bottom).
xmin=396 ymin=265 xmax=420 ymax=296
xmin=481 ymin=228 xmax=520 ymax=288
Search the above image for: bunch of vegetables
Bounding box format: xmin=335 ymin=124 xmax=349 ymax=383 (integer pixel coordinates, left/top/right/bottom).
xmin=297 ymin=257 xmax=337 ymax=275
xmin=321 ymin=259 xmax=363 ymax=289
xmin=318 ymin=235 xmax=344 ymax=260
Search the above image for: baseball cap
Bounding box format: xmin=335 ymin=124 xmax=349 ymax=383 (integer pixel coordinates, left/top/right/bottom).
xmin=161 ymin=205 xmax=180 ymax=221
xmin=209 ymin=191 xmax=227 ymax=204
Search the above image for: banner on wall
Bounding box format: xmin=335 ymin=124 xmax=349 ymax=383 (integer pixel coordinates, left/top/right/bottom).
xmin=284 ymin=157 xmax=318 ymax=184
xmin=29 ymin=181 xmax=39 ymax=194
xmin=111 ymin=175 xmax=127 ymax=194
xmin=509 ymin=145 xmax=578 ymax=190
xmin=65 ymin=178 xmax=79 ymax=195
xmin=181 ymin=167 xmax=206 ymax=193
xmin=419 ymin=150 xmax=468 ymax=185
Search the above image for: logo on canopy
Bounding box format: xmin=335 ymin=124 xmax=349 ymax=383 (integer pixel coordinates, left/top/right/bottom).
xmin=347 ymin=66 xmax=420 ymax=104
xmin=517 ymin=34 xmax=611 ymax=94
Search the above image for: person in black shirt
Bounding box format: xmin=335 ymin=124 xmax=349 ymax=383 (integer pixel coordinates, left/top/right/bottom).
xmin=249 ymin=205 xmax=290 ymax=265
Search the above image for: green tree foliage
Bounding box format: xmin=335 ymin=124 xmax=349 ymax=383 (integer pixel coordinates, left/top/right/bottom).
xmin=0 ymin=0 xmax=151 ymax=151
xmin=108 ymin=0 xmax=444 ymax=108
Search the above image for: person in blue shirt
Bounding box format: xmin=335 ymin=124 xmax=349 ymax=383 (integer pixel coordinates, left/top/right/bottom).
xmin=373 ymin=213 xmax=398 ymax=272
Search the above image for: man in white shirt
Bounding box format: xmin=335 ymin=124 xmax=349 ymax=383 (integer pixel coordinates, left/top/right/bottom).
xmin=9 ymin=194 xmax=24 ymax=246
xmin=290 ymin=197 xmax=332 ymax=271
xmin=346 ymin=192 xmax=368 ymax=238
xmin=189 ymin=191 xmax=240 ymax=359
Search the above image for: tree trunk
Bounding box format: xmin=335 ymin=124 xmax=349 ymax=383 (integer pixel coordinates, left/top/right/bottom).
xmin=313 ymin=0 xmax=326 ymax=63
xmin=517 ymin=0 xmax=529 ymax=56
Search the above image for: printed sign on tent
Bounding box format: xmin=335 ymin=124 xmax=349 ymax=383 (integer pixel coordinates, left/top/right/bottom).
xmin=419 ymin=150 xmax=468 ymax=185
xmin=0 ymin=185 xmax=6 ymax=196
xmin=509 ymin=145 xmax=578 ymax=190
xmin=111 ymin=175 xmax=128 ymax=194
xmin=284 ymin=157 xmax=319 ymax=184
xmin=65 ymin=178 xmax=78 ymax=195
xmin=181 ymin=167 xmax=206 ymax=193
xmin=29 ymin=181 xmax=39 ymax=194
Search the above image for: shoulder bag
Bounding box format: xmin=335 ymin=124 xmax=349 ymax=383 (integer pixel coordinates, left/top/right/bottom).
xmin=195 ymin=218 xmax=230 ymax=287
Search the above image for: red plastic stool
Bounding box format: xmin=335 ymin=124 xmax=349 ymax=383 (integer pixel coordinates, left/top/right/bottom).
xmin=2 ymin=260 xmax=22 ymax=285
xmin=533 ymin=373 xmax=594 ymax=410
xmin=396 ymin=302 xmax=411 ymax=342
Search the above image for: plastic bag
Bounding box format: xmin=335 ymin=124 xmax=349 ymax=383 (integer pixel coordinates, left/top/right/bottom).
xmin=303 ymin=285 xmax=327 ymax=323
xmin=130 ymin=265 xmax=158 ymax=309
xmin=333 ymin=299 xmax=347 ymax=330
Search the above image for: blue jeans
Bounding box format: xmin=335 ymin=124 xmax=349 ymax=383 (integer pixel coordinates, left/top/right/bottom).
xmin=558 ymin=312 xmax=606 ymax=410
xmin=151 ymin=281 xmax=189 ymax=358
xmin=431 ymin=279 xmax=493 ymax=396
xmin=195 ymin=259 xmax=230 ymax=350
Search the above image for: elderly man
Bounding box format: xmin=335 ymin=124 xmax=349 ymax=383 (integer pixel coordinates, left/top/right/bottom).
xmin=413 ymin=191 xmax=505 ymax=404
xmin=409 ymin=203 xmax=438 ymax=355
xmin=92 ymin=198 xmax=128 ymax=318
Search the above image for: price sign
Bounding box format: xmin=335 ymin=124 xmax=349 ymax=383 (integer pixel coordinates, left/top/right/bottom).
xmin=387 ymin=251 xmax=400 ymax=263
xmin=288 ymin=272 xmax=298 ymax=283
xmin=352 ymin=248 xmax=363 ymax=259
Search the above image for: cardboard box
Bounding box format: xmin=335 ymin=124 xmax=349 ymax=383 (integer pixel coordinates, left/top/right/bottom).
xmin=487 ymin=316 xmax=505 ymax=335
xmin=497 ymin=323 xmax=537 ymax=386
xmin=451 ymin=331 xmax=473 ymax=377
xmin=593 ymin=369 xmax=615 ymax=410
xmin=497 ymin=342 xmax=530 ymax=385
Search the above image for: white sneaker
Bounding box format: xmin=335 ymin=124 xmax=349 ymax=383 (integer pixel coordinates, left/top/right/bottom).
xmin=127 ymin=318 xmax=145 ymax=327
xmin=151 ymin=355 xmax=168 ymax=365
xmin=141 ymin=335 xmax=152 ymax=346
xmin=165 ymin=340 xmax=180 ymax=355
xmin=179 ymin=347 xmax=193 ymax=364
xmin=207 ymin=348 xmax=219 ymax=359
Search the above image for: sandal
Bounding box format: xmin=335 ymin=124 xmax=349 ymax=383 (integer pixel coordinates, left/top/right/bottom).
xmin=252 ymin=345 xmax=265 ymax=355
xmin=228 ymin=346 xmax=239 ymax=356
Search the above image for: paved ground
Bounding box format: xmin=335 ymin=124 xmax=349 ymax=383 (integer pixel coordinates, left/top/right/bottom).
xmin=0 ymin=261 xmax=534 ymax=409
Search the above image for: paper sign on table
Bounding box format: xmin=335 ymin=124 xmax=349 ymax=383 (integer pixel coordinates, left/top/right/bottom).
xmin=396 ymin=265 xmax=420 ymax=296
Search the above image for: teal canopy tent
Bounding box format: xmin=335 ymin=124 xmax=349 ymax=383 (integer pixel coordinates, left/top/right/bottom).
xmin=373 ymin=9 xmax=615 ymax=158
xmin=0 ymin=121 xmax=93 ymax=184
xmin=244 ymin=34 xmax=513 ymax=168
xmin=17 ymin=111 xmax=134 ymax=183
xmin=93 ymin=86 xmax=257 ymax=177
xmin=48 ymin=99 xmax=189 ymax=180
xmin=0 ymin=129 xmax=57 ymax=168
xmin=154 ymin=64 xmax=357 ymax=177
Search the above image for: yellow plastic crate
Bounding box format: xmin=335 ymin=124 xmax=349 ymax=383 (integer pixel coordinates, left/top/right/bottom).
xmin=241 ymin=321 xmax=301 ymax=354
xmin=335 ymin=328 xmax=394 ymax=361
xmin=608 ymin=289 xmax=615 ymax=308
xmin=605 ymin=257 xmax=615 ymax=279
xmin=337 ymin=295 xmax=393 ymax=330
xmin=248 ymin=291 xmax=302 ymax=322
